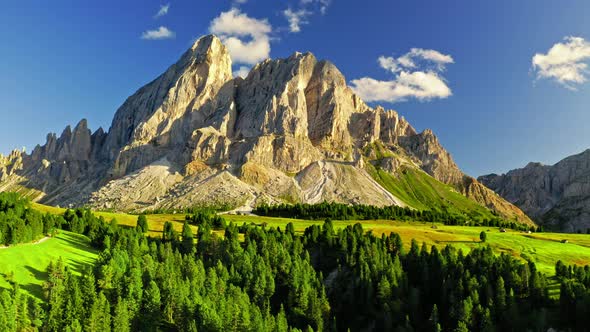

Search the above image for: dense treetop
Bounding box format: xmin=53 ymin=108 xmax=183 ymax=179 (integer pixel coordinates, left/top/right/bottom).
xmin=0 ymin=195 xmax=588 ymax=331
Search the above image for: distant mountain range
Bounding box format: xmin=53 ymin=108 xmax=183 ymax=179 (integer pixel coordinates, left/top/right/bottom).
xmin=0 ymin=35 xmax=532 ymax=226
xmin=480 ymin=149 xmax=590 ymax=232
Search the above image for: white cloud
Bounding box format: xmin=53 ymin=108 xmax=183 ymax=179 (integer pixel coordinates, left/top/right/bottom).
xmin=283 ymin=8 xmax=311 ymax=33
xmin=233 ymin=66 xmax=251 ymax=78
xmin=378 ymin=48 xmax=454 ymax=74
xmin=281 ymin=0 xmax=331 ymax=34
xmin=378 ymin=56 xmax=400 ymax=73
xmin=209 ymin=8 xmax=272 ymax=65
xmin=351 ymin=48 xmax=454 ymax=103
xmin=532 ymin=36 xmax=590 ymax=89
xmin=155 ymin=3 xmax=170 ymax=18
xmin=141 ymin=26 xmax=175 ymax=40
xmin=350 ymin=72 xmax=452 ymax=103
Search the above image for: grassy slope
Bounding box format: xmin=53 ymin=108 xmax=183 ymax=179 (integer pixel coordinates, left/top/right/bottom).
xmin=0 ymin=231 xmax=98 ymax=300
xmin=364 ymin=141 xmax=504 ymax=221
xmin=366 ymin=163 xmax=495 ymax=219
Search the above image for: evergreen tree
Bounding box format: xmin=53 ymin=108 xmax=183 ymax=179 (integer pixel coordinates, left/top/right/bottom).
xmin=137 ymin=215 xmax=148 ymax=233
xmin=181 ymin=221 xmax=194 ymax=254
xmin=479 ymin=231 xmax=487 ymax=243
xmin=113 ymin=298 xmax=131 ymax=332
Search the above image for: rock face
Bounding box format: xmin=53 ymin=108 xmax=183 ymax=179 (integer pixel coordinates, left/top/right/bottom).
xmin=479 ymin=150 xmax=590 ymax=232
xmin=0 ymin=34 xmax=532 ymax=225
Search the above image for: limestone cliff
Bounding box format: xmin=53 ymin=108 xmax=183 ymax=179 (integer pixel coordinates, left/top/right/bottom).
xmin=480 ymin=150 xmax=590 ymax=232
xmin=0 ymin=34 xmax=532 ymax=225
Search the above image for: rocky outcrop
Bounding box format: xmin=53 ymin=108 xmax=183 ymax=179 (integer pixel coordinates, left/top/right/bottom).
xmin=399 ymin=129 xmax=463 ymax=185
xmin=479 ymin=149 xmax=590 ymax=232
xmin=0 ymin=34 xmax=532 ymax=225
xmin=102 ymin=35 xmax=235 ymax=176
xmin=461 ymin=177 xmax=534 ymax=226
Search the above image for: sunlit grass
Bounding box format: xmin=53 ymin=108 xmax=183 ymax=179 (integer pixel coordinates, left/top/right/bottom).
xmin=30 ymin=203 xmax=590 ymax=276
xmin=0 ymin=231 xmax=98 ymax=300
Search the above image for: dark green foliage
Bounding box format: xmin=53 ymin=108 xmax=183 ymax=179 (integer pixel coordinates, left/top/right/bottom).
xmin=181 ymin=221 xmax=194 ymax=254
xmin=480 ymin=231 xmax=487 ymax=242
xmin=185 ymin=210 xmax=227 ymax=229
xmin=0 ymin=192 xmax=59 ymax=246
xmin=0 ymin=193 xmax=587 ymax=331
xmin=555 ymin=261 xmax=590 ymax=329
xmin=162 ymin=221 xmax=177 ymax=242
xmin=136 ymin=215 xmax=148 ymax=233
xmin=254 ymin=201 xmax=536 ymax=232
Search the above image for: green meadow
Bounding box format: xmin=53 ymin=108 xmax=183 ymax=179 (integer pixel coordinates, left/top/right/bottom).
xmin=0 ymin=231 xmax=98 ymax=300
xmin=27 ymin=203 xmax=590 ymax=277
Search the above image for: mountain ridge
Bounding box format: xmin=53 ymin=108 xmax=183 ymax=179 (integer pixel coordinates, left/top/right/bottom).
xmin=480 ymin=149 xmax=590 ymax=231
xmin=0 ymin=35 xmax=533 ymax=225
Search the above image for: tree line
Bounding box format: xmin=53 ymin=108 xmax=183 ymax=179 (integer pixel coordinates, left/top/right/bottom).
xmin=253 ymin=202 xmax=536 ymax=232
xmin=0 ymin=192 xmax=75 ymax=246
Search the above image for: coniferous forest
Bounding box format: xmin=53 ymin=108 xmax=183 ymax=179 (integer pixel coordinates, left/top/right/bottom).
xmin=0 ymin=195 xmax=589 ymax=331
xmin=254 ymin=202 xmax=536 ymax=231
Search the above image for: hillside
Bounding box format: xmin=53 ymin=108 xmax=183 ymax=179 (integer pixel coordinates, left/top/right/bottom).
xmin=0 ymin=231 xmax=98 ymax=300
xmin=28 ymin=202 xmax=589 ymax=276
xmin=0 ymin=34 xmax=532 ymax=225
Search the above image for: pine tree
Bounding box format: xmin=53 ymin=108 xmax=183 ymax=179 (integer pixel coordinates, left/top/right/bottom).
xmin=137 ymin=215 xmax=148 ymax=233
xmin=163 ymin=221 xmax=176 ymax=242
xmin=113 ymin=297 xmax=131 ymax=332
xmin=479 ymin=231 xmax=487 ymax=243
xmin=87 ymin=292 xmax=111 ymax=332
xmin=142 ymin=280 xmax=161 ymax=330
xmin=429 ymin=304 xmax=440 ymax=332
xmin=181 ymin=221 xmax=194 ymax=254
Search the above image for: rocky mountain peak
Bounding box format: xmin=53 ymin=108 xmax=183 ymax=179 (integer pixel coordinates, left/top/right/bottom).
xmin=101 ymin=34 xmax=234 ymax=175
xmin=0 ymin=34 xmax=534 ymax=226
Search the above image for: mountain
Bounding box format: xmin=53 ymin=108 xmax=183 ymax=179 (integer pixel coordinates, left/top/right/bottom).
xmin=0 ymin=35 xmax=532 ymax=225
xmin=480 ymin=149 xmax=590 ymax=232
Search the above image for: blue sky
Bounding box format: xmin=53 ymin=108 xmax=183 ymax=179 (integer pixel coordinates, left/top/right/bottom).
xmin=1 ymin=1 xmax=590 ymax=177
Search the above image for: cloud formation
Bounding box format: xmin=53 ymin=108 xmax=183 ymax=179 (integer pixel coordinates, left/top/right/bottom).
xmin=233 ymin=66 xmax=251 ymax=78
xmin=155 ymin=3 xmax=170 ymax=18
xmin=378 ymin=48 xmax=454 ymax=73
xmin=283 ymin=8 xmax=311 ymax=33
xmin=351 ymin=48 xmax=454 ymax=103
xmin=281 ymin=0 xmax=331 ymax=33
xmin=209 ymin=8 xmax=272 ymax=65
xmin=532 ymin=36 xmax=590 ymax=89
xmin=141 ymin=26 xmax=175 ymax=40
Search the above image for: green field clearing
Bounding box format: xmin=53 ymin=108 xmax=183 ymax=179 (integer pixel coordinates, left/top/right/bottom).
xmin=0 ymin=231 xmax=99 ymax=300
